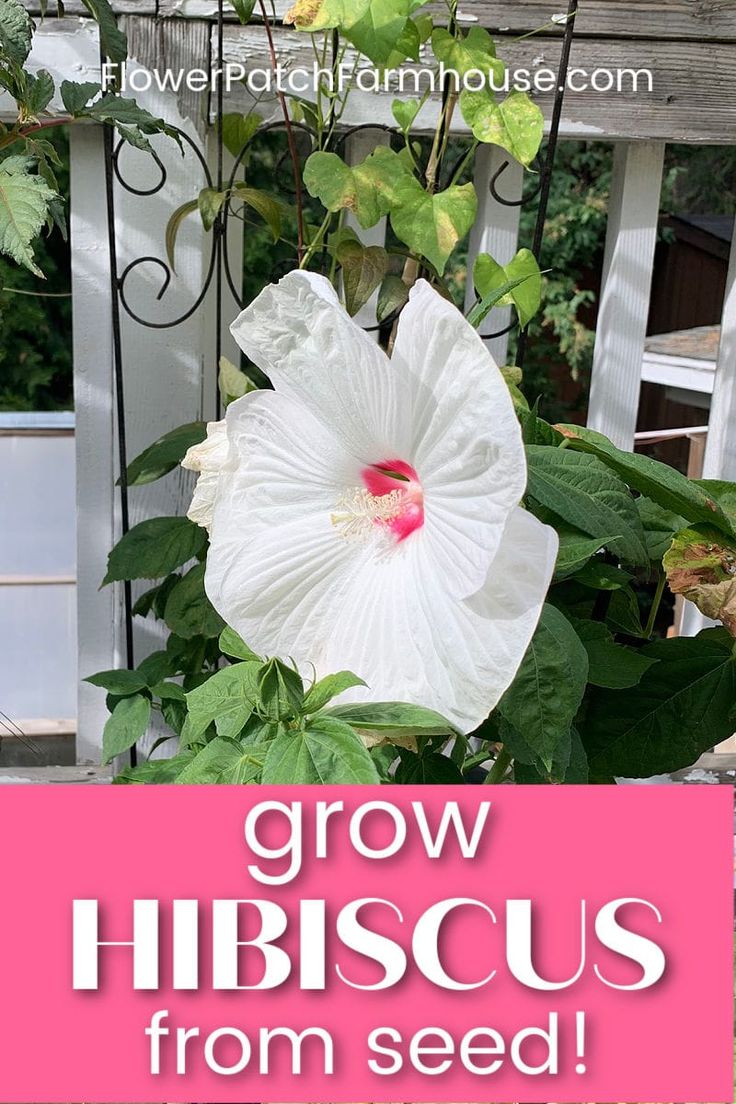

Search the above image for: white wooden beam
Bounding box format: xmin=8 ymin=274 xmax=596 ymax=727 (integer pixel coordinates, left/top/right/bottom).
xmin=70 ymin=125 xmax=119 ymax=766
xmin=464 ymin=144 xmax=523 ymax=367
xmin=587 ymin=141 xmax=665 ymax=449
xmin=701 ymin=228 xmax=736 ymax=480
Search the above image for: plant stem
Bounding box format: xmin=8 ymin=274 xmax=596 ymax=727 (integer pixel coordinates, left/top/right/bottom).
xmin=0 ymin=116 xmax=75 ymax=151
xmin=258 ymin=0 xmax=305 ymax=263
xmin=644 ymin=570 xmax=667 ymax=638
xmin=485 ymin=746 xmax=513 ymax=784
xmin=300 ymin=208 xmax=333 ymax=269
xmin=1 ymin=287 xmax=71 ymax=297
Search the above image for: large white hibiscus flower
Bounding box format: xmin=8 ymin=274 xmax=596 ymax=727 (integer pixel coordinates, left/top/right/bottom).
xmin=184 ymin=271 xmax=558 ymax=733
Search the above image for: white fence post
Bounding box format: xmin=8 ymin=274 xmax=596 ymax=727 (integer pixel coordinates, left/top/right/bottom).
xmin=70 ymin=126 xmax=119 ymax=765
xmin=587 ymin=141 xmax=665 ymax=450
xmin=464 ymin=145 xmax=523 ymax=367
xmin=69 ymin=57 xmax=219 ymax=759
xmin=701 ymin=228 xmax=736 ymax=481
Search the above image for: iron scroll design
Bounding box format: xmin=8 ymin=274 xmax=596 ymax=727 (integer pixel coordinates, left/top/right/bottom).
xmin=101 ymin=2 xmax=579 ymax=762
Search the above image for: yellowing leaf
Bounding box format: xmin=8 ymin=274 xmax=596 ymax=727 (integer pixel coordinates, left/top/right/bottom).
xmin=284 ymin=0 xmax=369 ymax=30
xmin=664 ymin=526 xmax=736 ymax=636
xmin=304 ymin=148 xmax=398 ymax=228
xmin=388 ymin=178 xmax=477 ymax=275
xmin=460 ymin=88 xmax=544 ymax=167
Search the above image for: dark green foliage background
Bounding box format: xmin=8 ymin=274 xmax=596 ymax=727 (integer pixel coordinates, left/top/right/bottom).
xmin=0 ymin=129 xmax=72 ymax=411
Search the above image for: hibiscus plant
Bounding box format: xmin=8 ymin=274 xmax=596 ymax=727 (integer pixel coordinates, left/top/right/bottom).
xmin=85 ymin=0 xmax=736 ymax=785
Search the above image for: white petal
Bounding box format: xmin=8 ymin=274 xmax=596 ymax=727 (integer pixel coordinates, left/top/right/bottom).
xmin=187 ymin=471 xmax=221 ymax=529
xmin=325 ymin=507 xmax=558 ymax=734
xmin=211 ymin=389 xmax=362 ymax=537
xmin=182 ymin=420 xmax=229 ymax=530
xmin=205 ymin=387 xmax=371 ymax=659
xmin=229 ymin=270 xmax=413 ymax=461
xmin=392 ymin=279 xmax=528 ymax=598
xmin=181 ymin=419 xmax=228 ymax=473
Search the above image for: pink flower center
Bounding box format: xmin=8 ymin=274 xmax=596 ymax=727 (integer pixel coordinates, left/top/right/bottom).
xmin=361 ymin=459 xmax=425 ymax=542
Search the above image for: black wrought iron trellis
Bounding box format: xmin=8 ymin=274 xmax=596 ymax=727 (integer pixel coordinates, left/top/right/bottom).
xmin=101 ymin=0 xmax=579 ymax=763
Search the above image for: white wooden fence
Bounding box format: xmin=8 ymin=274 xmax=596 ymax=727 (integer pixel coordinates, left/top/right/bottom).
xmin=2 ymin=0 xmax=735 ymax=775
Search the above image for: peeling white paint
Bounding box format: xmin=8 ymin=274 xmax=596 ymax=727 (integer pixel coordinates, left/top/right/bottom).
xmin=681 ymin=768 xmax=721 ymax=784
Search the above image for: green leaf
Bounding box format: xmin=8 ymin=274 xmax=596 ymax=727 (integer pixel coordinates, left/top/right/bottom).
xmin=557 ymin=425 xmax=736 ymax=540
xmin=233 ymin=184 xmax=283 ymax=241
xmin=0 ymin=0 xmax=32 ymax=64
xmin=219 ymin=626 xmax=260 ymax=662
xmin=303 ymin=671 xmax=366 ymax=714
xmin=175 ymin=735 xmax=269 ymax=784
xmin=391 ymin=97 xmax=421 ymax=132
xmin=573 ymin=561 xmax=633 ymax=591
xmin=327 ymin=700 xmax=455 ymax=736
xmin=25 ymin=69 xmax=55 ymax=115
xmin=520 ymin=408 xmax=564 ymax=447
xmin=136 ymin=650 xmax=176 ymax=685
xmin=262 ymin=717 xmax=379 ymax=784
xmin=473 ymin=248 xmax=541 ymax=328
xmin=526 ymin=445 xmax=649 ymax=567
xmin=460 ymin=89 xmax=543 ymax=167
xmin=394 ymin=751 xmax=464 ymax=784
xmin=221 ymin=111 xmax=262 ymax=157
xmin=257 ymin=658 xmax=304 ymax=721
xmin=163 ymin=562 xmax=225 ymax=639
xmin=150 ymin=680 xmax=186 ymax=701
xmin=60 ymin=80 xmax=101 ymax=115
xmin=696 ymin=479 xmax=736 ymax=527
xmin=337 ymin=239 xmax=389 ymax=316
xmin=304 ymin=149 xmax=392 ymax=230
xmin=114 ymin=750 xmax=195 ymax=784
xmin=124 ymin=421 xmax=207 ymax=486
xmin=0 ymin=159 xmax=55 ymax=277
xmin=583 ymin=630 xmax=736 ymax=778
xmin=231 ymin=0 xmax=256 ymax=23
xmin=103 ymin=516 xmax=207 ymax=585
xmin=635 ymin=495 xmax=687 ymax=562
xmin=85 ymin=669 xmax=148 ymax=696
xmin=605 ymin=586 xmax=645 ymax=638
xmin=389 ymin=178 xmax=477 ymax=275
xmin=377 ymin=273 xmax=409 ymax=322
xmin=183 ymin=661 xmax=261 ymax=743
xmin=497 ymin=603 xmax=588 ymax=771
xmin=343 ymin=0 xmax=415 ymax=64
xmin=431 ymin=25 xmax=504 ymax=81
xmin=102 ymin=694 xmax=151 ymax=763
xmin=572 ymin=620 xmax=657 ymax=690
xmin=84 ymin=93 xmax=178 ymax=154
xmin=554 ymin=525 xmax=611 ymax=581
xmin=466 ymin=272 xmax=540 ymax=329
xmin=78 ymin=0 xmax=127 ymax=63
xmin=218 ymin=355 xmax=256 ymax=407
xmin=198 ymin=186 xmax=225 ymax=232
xmin=165 ymin=199 xmax=198 ymax=272
xmin=514 ymin=727 xmax=588 ymax=785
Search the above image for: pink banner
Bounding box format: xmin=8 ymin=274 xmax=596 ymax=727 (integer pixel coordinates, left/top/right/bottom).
xmin=0 ymin=784 xmax=731 ymax=1102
